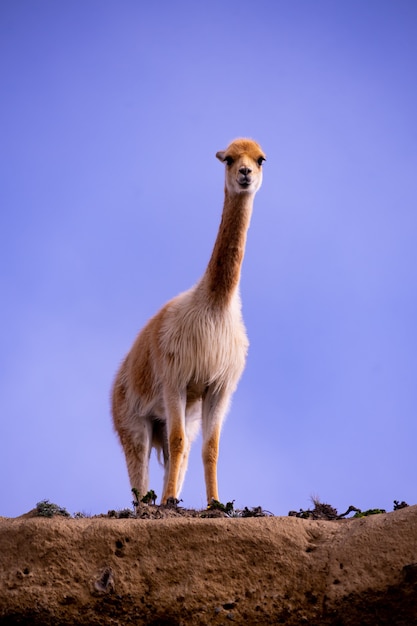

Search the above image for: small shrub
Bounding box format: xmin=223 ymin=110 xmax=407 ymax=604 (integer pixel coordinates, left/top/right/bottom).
xmin=353 ymin=508 xmax=386 ymax=518
xmin=393 ymin=500 xmax=409 ymax=510
xmin=132 ymin=488 xmax=158 ymax=507
xmin=36 ymin=500 xmax=70 ymax=518
xmin=141 ymin=490 xmax=158 ymax=505
xmin=131 ymin=488 xmax=140 ymax=507
xmin=207 ymin=499 xmax=235 ymax=515
xmin=117 ymin=508 xmax=136 ymax=519
xmin=240 ymin=506 xmax=268 ymax=517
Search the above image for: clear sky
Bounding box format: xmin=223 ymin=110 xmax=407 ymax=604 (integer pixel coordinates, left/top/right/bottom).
xmin=1 ymin=1 xmax=417 ymax=517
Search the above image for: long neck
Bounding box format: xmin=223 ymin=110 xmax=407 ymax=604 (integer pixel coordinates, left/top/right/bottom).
xmin=199 ymin=190 xmax=254 ymax=307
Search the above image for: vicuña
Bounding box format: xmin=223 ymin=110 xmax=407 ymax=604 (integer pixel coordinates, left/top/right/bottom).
xmin=112 ymin=138 xmax=266 ymax=504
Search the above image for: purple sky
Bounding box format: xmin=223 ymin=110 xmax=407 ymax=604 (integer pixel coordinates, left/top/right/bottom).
xmin=1 ymin=1 xmax=417 ymax=517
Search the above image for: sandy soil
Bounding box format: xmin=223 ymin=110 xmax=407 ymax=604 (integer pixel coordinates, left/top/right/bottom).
xmin=1 ymin=505 xmax=417 ymax=625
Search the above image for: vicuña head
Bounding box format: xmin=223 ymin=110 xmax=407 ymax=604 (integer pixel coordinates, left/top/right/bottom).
xmin=216 ymin=138 xmax=266 ymax=195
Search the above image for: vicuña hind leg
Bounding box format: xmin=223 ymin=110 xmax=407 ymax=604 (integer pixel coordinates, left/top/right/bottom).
xmin=119 ymin=417 xmax=153 ymax=499
xmin=202 ymin=388 xmax=231 ymax=504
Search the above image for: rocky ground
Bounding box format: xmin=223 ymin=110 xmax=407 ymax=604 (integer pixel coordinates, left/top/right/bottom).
xmin=1 ymin=503 xmax=417 ymax=625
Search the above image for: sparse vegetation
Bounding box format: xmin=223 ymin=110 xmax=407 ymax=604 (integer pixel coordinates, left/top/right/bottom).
xmin=27 ymin=497 xmax=412 ymax=521
xmin=288 ymin=498 xmax=412 ymax=520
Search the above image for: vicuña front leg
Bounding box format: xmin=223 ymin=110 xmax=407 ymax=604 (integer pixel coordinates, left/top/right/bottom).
xmin=202 ymin=389 xmax=231 ymax=504
xmin=161 ymin=389 xmax=187 ymax=503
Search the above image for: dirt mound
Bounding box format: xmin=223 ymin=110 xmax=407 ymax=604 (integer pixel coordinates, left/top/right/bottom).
xmin=1 ymin=505 xmax=417 ymax=625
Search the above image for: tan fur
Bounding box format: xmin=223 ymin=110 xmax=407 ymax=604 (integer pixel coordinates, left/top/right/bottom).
xmin=112 ymin=138 xmax=266 ymax=504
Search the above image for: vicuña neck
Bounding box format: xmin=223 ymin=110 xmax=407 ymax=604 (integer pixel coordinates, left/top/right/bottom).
xmin=199 ymin=190 xmax=254 ymax=307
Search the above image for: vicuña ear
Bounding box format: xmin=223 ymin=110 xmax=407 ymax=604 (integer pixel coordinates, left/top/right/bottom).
xmin=216 ymin=150 xmax=226 ymax=162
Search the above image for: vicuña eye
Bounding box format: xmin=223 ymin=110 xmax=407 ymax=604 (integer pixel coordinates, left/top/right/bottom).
xmin=257 ymin=156 xmax=265 ymax=166
xmin=224 ymin=156 xmax=234 ymax=166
